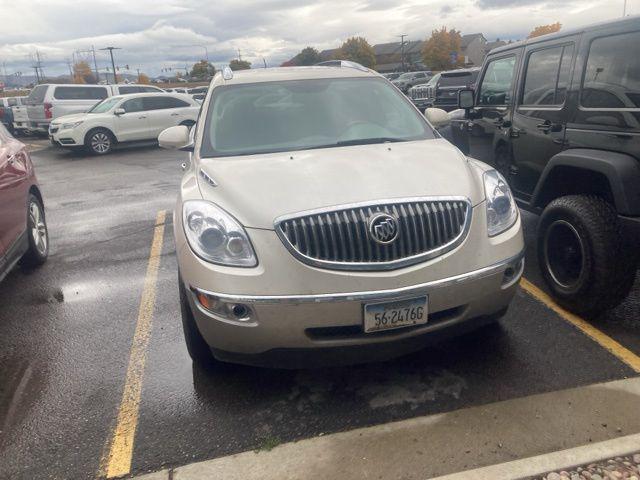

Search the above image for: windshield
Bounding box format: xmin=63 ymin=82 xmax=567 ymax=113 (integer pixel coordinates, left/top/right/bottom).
xmin=88 ymin=96 xmax=122 ymax=113
xmin=201 ymin=77 xmax=434 ymax=157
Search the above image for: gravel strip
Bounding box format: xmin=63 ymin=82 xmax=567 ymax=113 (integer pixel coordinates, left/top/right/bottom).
xmin=534 ymin=452 xmax=640 ymax=480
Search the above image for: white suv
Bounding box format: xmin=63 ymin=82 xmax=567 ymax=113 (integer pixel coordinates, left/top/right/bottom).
xmin=50 ymin=93 xmax=200 ymax=155
xmin=159 ymin=63 xmax=524 ymax=368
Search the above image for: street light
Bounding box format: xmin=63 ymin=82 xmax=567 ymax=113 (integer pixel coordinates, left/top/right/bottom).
xmin=99 ymin=46 xmax=121 ymax=84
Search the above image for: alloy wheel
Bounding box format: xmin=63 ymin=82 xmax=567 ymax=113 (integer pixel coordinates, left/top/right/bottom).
xmin=29 ymin=201 xmax=48 ymax=256
xmin=91 ymin=132 xmax=111 ymax=153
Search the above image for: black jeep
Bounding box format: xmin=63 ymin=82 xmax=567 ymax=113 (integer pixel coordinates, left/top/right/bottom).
xmin=450 ymin=16 xmax=640 ymax=316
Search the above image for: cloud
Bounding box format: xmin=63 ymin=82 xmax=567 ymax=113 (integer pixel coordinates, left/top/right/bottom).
xmin=0 ymin=0 xmax=630 ymax=78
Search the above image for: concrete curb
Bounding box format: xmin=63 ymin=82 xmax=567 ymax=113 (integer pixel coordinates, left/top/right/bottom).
xmin=431 ymin=433 xmax=640 ymax=480
xmin=131 ymin=377 xmax=640 ymax=480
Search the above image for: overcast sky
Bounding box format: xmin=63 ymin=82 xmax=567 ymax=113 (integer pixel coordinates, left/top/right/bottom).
xmin=0 ymin=0 xmax=634 ymax=78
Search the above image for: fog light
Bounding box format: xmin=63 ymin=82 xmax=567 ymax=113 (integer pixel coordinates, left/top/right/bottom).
xmin=501 ymin=258 xmax=524 ymax=288
xmin=228 ymin=303 xmax=249 ymax=319
xmin=192 ymin=288 xmax=253 ymax=322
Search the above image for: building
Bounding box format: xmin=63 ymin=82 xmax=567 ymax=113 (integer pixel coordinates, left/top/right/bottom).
xmin=460 ymin=33 xmax=487 ymax=67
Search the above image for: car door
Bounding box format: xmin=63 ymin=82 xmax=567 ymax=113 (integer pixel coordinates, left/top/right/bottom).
xmin=143 ymin=96 xmax=190 ymax=138
xmin=467 ymin=51 xmax=522 ymax=174
xmin=0 ymin=125 xmax=29 ymax=252
xmin=510 ymin=39 xmax=577 ymax=197
xmin=115 ymin=97 xmax=152 ymax=141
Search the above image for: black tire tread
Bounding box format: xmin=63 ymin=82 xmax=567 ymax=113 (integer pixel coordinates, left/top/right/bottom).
xmin=537 ymin=195 xmax=636 ymax=317
xmin=178 ymin=274 xmax=216 ymax=366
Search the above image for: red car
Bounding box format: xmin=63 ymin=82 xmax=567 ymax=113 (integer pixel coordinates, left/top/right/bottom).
xmin=0 ymin=123 xmax=49 ymax=282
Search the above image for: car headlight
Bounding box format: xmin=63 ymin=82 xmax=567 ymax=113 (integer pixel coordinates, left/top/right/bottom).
xmin=182 ymin=200 xmax=257 ymax=267
xmin=483 ymin=170 xmax=518 ymax=236
xmin=61 ymin=121 xmax=83 ymax=130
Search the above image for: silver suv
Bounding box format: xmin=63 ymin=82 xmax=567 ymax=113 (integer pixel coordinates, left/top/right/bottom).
xmin=159 ymin=63 xmax=524 ymax=368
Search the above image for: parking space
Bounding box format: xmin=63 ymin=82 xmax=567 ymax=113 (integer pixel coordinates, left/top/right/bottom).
xmin=0 ymin=145 xmax=638 ymax=479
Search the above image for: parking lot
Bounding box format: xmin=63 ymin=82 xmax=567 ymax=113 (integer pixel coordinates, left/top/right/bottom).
xmin=0 ymin=140 xmax=639 ymax=480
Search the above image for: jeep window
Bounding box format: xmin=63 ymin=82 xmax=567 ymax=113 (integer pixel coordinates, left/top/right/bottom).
xmin=122 ymin=97 xmax=145 ymax=113
xmin=439 ymin=71 xmax=478 ymax=88
xmin=478 ymin=56 xmax=517 ymax=106
xmin=521 ymin=45 xmax=574 ymax=106
xmin=582 ymin=31 xmax=640 ymax=109
xmin=201 ymin=77 xmax=434 ymax=157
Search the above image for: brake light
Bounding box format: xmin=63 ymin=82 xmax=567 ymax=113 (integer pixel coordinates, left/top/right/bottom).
xmin=44 ymin=102 xmax=53 ymax=119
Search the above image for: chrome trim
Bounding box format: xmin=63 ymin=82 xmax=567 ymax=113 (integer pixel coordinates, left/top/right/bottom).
xmin=199 ymin=168 xmax=217 ymax=186
xmin=274 ymin=196 xmax=473 ymax=271
xmin=191 ymin=250 xmax=525 ymax=305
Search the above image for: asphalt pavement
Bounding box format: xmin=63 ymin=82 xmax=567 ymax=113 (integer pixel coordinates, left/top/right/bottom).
xmin=0 ymin=140 xmax=638 ymax=479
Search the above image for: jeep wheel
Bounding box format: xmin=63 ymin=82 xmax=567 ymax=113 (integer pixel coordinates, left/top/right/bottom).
xmin=85 ymin=128 xmax=114 ymax=155
xmin=537 ymin=195 xmax=636 ymax=317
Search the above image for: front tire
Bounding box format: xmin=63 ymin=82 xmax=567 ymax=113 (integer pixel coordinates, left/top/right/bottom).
xmin=178 ymin=274 xmax=216 ymax=366
xmin=537 ymin=195 xmax=636 ymax=317
xmin=21 ymin=194 xmax=49 ymax=267
xmin=85 ymin=128 xmax=114 ymax=155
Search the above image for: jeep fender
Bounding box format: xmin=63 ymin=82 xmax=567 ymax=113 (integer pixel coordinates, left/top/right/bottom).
xmin=531 ymin=148 xmax=640 ymax=215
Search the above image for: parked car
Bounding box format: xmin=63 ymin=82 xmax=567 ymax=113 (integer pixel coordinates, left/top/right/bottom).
xmin=383 ymin=72 xmax=401 ymax=81
xmin=446 ymin=15 xmax=640 ymax=316
xmin=410 ymin=68 xmax=480 ymax=111
xmin=49 ymin=92 xmax=200 ymax=155
xmin=0 ymin=97 xmax=21 ymax=133
xmin=0 ymin=123 xmax=48 ymax=283
xmin=392 ymin=71 xmax=433 ymax=93
xmin=23 ymin=83 xmax=164 ymax=133
xmin=9 ymin=97 xmax=30 ymax=135
xmin=158 ymin=63 xmax=524 ymax=368
xmin=187 ymin=86 xmax=208 ymax=95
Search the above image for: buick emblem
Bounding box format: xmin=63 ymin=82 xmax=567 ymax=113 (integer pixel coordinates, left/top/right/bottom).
xmin=368 ymin=213 xmax=399 ymax=245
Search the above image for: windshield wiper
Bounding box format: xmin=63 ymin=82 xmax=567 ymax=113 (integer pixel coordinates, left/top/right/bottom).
xmin=335 ymin=137 xmax=406 ymax=146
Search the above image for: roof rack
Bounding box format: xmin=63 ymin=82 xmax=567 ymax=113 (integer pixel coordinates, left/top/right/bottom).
xmin=314 ymin=60 xmax=370 ymax=72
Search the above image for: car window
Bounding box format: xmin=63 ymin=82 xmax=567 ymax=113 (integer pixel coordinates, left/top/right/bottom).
xmin=25 ymin=85 xmax=48 ymax=105
xmin=478 ymin=56 xmax=517 ymax=106
xmin=581 ymin=30 xmax=640 ymax=109
xmin=88 ymin=96 xmax=122 ymax=113
xmin=119 ymin=86 xmax=142 ymax=94
xmin=143 ymin=96 xmax=189 ymax=110
xmin=201 ymin=77 xmax=434 ymax=157
xmin=53 ymin=86 xmax=109 ymax=100
xmin=7 ymin=98 xmax=19 ymax=107
xmin=122 ymin=97 xmax=145 ymax=113
xmin=521 ymin=44 xmax=573 ymax=106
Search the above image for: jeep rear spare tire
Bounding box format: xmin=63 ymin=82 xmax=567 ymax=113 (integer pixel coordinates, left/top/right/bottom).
xmin=537 ymin=195 xmax=636 ymax=317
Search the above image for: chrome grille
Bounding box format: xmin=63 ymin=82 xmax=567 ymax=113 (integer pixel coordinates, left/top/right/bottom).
xmin=275 ymin=197 xmax=472 ymax=271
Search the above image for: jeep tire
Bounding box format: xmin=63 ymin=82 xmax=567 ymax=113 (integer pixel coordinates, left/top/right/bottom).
xmin=537 ymin=195 xmax=637 ymax=317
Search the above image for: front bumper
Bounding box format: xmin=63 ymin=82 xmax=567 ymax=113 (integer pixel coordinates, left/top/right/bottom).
xmin=50 ymin=127 xmax=82 ymax=147
xmin=185 ymin=251 xmax=524 ymax=366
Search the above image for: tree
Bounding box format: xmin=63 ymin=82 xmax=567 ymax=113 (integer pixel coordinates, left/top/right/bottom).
xmin=190 ymin=60 xmax=216 ymax=79
xmin=138 ymin=73 xmax=150 ymax=84
xmin=528 ymin=22 xmax=562 ymax=39
xmin=73 ymin=61 xmax=96 ymax=84
xmin=422 ymin=27 xmax=463 ymax=71
xmin=229 ymin=59 xmax=252 ymax=71
xmin=291 ymin=47 xmax=321 ymax=66
xmin=336 ymin=37 xmax=376 ymax=69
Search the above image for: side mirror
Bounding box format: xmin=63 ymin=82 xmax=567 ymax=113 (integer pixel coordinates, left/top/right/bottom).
xmin=114 ymin=108 xmax=125 ymax=116
xmin=158 ymin=125 xmax=193 ymax=151
xmin=458 ymin=89 xmax=475 ymax=109
xmin=424 ymin=108 xmax=450 ymax=129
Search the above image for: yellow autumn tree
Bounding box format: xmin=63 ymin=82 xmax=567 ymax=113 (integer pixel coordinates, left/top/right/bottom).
xmin=528 ymin=22 xmax=562 ymax=39
xmin=336 ymin=37 xmax=376 ymax=69
xmin=422 ymin=27 xmax=463 ymax=71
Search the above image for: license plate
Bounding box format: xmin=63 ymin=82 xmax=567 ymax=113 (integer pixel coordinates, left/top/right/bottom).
xmin=363 ymin=296 xmax=428 ymax=333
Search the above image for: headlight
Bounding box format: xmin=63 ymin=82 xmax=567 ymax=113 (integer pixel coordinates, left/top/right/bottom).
xmin=182 ymin=200 xmax=257 ymax=267
xmin=483 ymin=170 xmax=518 ymax=236
xmin=61 ymin=121 xmax=83 ymax=130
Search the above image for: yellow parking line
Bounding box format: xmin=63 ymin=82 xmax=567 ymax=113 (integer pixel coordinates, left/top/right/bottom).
xmin=102 ymin=210 xmax=166 ymax=478
xmin=520 ymin=277 xmax=640 ymax=374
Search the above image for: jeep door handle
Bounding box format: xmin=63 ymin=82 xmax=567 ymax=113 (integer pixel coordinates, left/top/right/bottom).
xmin=138 ymin=115 xmax=147 ymax=119
xmin=536 ymin=122 xmax=551 ymax=132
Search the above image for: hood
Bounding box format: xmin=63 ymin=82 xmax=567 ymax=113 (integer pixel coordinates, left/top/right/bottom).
xmin=197 ymin=139 xmax=484 ymax=229
xmin=51 ymin=113 xmax=88 ymax=125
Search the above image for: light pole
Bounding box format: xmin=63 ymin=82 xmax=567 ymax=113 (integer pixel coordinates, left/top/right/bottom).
xmin=398 ymin=34 xmax=407 ymax=72
xmin=100 ymin=46 xmax=121 ymax=84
